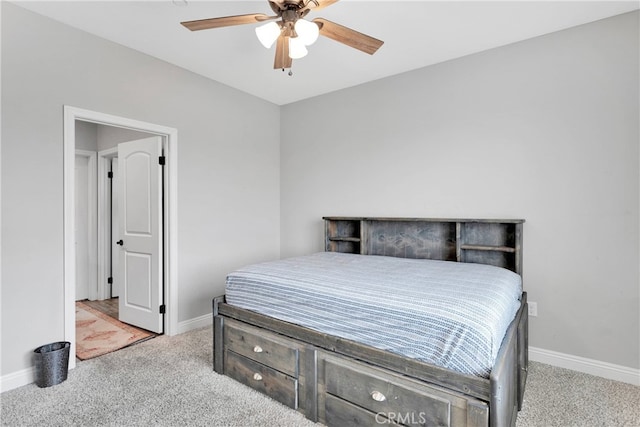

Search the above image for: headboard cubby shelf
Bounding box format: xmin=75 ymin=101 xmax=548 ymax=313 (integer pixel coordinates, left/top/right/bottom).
xmin=324 ymin=217 xmax=524 ymax=275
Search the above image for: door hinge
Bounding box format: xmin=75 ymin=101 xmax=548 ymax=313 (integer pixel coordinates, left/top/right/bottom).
xmin=107 ymin=277 xmax=113 ymax=284
xmin=159 ymin=304 xmax=166 ymax=314
xmin=159 ymin=156 xmax=166 ymax=166
xmin=107 ymin=171 xmax=113 ymax=179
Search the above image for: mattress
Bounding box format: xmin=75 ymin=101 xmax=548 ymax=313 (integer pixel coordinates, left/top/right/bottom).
xmin=225 ymin=252 xmax=523 ymax=378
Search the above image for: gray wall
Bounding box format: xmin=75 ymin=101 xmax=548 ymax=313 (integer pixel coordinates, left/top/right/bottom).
xmin=1 ymin=3 xmax=281 ymax=375
xmin=96 ymin=125 xmax=155 ymax=151
xmin=75 ymin=121 xmax=98 ymax=151
xmin=280 ymin=12 xmax=639 ymax=369
xmin=75 ymin=121 xmax=155 ymax=151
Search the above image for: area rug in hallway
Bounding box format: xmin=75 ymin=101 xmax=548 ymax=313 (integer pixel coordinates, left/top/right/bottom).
xmin=75 ymin=301 xmax=155 ymax=360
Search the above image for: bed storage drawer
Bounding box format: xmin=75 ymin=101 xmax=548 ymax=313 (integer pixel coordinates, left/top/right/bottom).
xmin=224 ymin=318 xmax=299 ymax=377
xmin=225 ymin=350 xmax=299 ymax=409
xmin=323 ymin=357 xmax=488 ymax=427
xmin=325 ymin=394 xmax=401 ymax=426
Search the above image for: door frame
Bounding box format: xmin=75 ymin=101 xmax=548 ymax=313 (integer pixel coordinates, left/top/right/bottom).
xmin=64 ymin=106 xmax=178 ymax=369
xmin=74 ymin=149 xmax=98 ymax=301
xmin=97 ymin=147 xmax=117 ymax=301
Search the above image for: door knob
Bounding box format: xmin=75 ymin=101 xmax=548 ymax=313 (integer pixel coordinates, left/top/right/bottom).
xmin=116 ymin=240 xmax=124 ymax=246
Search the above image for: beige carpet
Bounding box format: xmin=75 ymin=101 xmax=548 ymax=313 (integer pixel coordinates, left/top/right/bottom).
xmin=75 ymin=301 xmax=155 ymax=360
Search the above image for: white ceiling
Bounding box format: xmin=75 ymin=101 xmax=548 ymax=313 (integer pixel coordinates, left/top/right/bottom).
xmin=12 ymin=0 xmax=639 ymax=105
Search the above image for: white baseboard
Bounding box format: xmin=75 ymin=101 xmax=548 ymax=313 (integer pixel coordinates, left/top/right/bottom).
xmin=0 ymin=367 xmax=34 ymax=393
xmin=529 ymin=346 xmax=639 ymax=386
xmin=176 ymin=313 xmax=212 ymax=335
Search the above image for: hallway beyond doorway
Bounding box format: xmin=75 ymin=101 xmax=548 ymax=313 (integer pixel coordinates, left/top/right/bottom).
xmin=81 ymin=297 xmax=119 ymax=319
xmin=75 ymin=299 xmax=156 ymax=360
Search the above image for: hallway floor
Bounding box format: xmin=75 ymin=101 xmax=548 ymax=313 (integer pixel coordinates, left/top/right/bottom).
xmin=80 ymin=297 xmax=118 ymax=320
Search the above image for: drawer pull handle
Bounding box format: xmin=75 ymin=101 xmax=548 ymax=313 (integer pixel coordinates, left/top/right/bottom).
xmin=371 ymin=391 xmax=386 ymax=402
xmin=253 ymin=345 xmax=263 ymax=353
xmin=253 ymin=373 xmax=263 ymax=381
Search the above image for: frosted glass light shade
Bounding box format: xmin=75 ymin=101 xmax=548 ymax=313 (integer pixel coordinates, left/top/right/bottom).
xmin=294 ymin=19 xmax=319 ymax=45
xmin=255 ymin=22 xmax=281 ymax=48
xmin=288 ymin=37 xmax=308 ymax=59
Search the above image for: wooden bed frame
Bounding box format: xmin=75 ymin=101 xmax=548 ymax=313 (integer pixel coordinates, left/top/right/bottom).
xmin=213 ymin=217 xmax=527 ymax=427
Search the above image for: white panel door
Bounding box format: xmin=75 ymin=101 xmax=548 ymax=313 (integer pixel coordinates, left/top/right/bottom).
xmin=117 ymin=136 xmax=163 ymax=333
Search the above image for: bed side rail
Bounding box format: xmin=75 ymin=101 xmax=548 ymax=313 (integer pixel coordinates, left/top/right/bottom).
xmin=490 ymin=292 xmax=527 ymax=427
xmin=213 ymin=295 xmax=225 ymax=374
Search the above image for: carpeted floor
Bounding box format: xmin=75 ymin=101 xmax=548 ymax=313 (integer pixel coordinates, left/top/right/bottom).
xmin=1 ymin=326 xmax=638 ymax=426
xmin=517 ymin=362 xmax=639 ymax=427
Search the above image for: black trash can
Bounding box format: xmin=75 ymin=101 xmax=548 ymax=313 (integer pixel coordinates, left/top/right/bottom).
xmin=33 ymin=341 xmax=71 ymax=388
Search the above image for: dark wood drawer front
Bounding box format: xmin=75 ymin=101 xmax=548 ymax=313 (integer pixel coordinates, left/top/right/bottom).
xmin=225 ymin=351 xmax=298 ymax=409
xmin=325 ymin=360 xmax=451 ymax=427
xmin=225 ymin=320 xmax=299 ymax=377
xmin=325 ymin=394 xmax=400 ymax=426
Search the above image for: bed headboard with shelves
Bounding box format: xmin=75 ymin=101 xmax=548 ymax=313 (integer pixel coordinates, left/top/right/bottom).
xmin=324 ymin=217 xmax=524 ymax=275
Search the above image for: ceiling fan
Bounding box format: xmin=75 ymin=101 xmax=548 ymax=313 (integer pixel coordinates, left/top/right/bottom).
xmin=180 ymin=0 xmax=384 ymax=71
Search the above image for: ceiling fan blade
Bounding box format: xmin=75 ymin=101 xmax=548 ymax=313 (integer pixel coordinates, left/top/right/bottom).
xmin=313 ymin=18 xmax=383 ymax=55
xmin=181 ymin=13 xmax=274 ymax=31
xmin=274 ymin=35 xmax=293 ymax=69
xmin=268 ymin=1 xmax=286 ymax=14
xmin=306 ymin=0 xmax=340 ymax=11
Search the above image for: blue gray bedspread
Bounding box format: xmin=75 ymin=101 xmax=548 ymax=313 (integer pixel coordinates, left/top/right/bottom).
xmin=225 ymin=252 xmax=522 ymax=378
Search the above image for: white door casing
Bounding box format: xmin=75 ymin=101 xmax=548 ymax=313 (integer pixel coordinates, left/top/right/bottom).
xmin=117 ymin=137 xmax=164 ymax=333
xmin=111 ymin=159 xmax=120 ymax=298
xmin=97 ymin=147 xmax=117 ymax=300
xmin=75 ymin=150 xmax=97 ymax=301
xmin=75 ymin=155 xmax=90 ymax=300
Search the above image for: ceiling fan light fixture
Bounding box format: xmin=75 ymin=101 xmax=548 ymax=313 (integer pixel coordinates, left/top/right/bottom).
xmin=294 ymin=18 xmax=319 ymax=45
xmin=255 ymin=21 xmax=281 ymax=49
xmin=288 ymin=36 xmax=308 ymax=59
xmin=182 ymin=0 xmax=384 ymax=70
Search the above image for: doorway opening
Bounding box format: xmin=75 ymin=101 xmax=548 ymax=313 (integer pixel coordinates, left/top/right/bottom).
xmin=75 ymin=129 xmax=163 ymax=358
xmin=64 ymin=106 xmax=178 ymax=369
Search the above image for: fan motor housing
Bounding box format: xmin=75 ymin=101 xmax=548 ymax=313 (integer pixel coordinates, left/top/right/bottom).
xmin=282 ymin=9 xmax=299 ymax=23
xmin=283 ymin=0 xmax=307 ymax=8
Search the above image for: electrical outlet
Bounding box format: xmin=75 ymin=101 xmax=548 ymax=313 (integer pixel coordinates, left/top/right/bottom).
xmin=528 ymin=301 xmax=538 ymax=317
